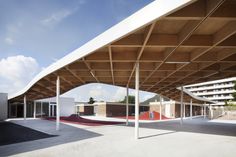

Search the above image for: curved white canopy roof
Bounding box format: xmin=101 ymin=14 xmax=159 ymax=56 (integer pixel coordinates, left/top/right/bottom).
xmin=9 ymin=0 xmax=236 ymax=104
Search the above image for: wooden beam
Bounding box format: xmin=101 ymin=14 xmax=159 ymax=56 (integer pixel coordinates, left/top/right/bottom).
xmin=31 ymin=87 xmax=50 ymax=97
xmin=52 ymin=73 xmax=74 ymax=88
xmin=111 ymin=34 xmax=236 ymax=48
xmin=165 ymin=0 xmax=234 ymax=20
xmin=37 ymin=82 xmax=56 ymax=94
xmin=140 ymin=0 xmax=226 ymax=89
xmin=65 ymin=66 xmax=85 ymax=84
xmin=82 ymin=58 xmax=100 ymax=82
xmin=155 ymin=50 xmax=235 ymax=93
xmin=213 ymin=21 xmax=236 ymax=44
xmin=108 ymin=46 xmax=115 ymax=85
xmin=126 ymin=23 xmax=156 ymax=86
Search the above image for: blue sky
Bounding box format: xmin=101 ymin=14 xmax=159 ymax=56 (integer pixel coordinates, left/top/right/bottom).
xmin=0 ymin=0 xmax=156 ymax=102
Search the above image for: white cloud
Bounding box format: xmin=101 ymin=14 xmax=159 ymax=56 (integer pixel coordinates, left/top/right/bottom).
xmin=143 ymin=94 xmax=154 ymax=102
xmin=89 ymin=85 xmax=108 ymax=101
xmin=0 ymin=55 xmax=40 ymax=95
xmin=62 ymin=83 xmax=156 ymax=103
xmin=112 ymin=87 xmax=127 ymax=102
xmin=41 ymin=8 xmax=77 ymax=27
xmin=78 ymin=0 xmax=86 ymax=5
xmin=5 ymin=37 xmax=14 ymax=45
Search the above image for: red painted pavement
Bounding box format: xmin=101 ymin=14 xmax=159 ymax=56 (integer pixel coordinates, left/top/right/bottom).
xmin=117 ymin=111 xmax=170 ymax=120
xmin=46 ymin=114 xmax=124 ymax=126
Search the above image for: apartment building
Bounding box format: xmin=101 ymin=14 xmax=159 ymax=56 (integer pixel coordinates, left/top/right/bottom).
xmin=185 ymin=77 xmax=236 ymax=106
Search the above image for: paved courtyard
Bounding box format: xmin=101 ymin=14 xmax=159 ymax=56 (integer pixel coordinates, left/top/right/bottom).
xmin=1 ymin=117 xmax=236 ymax=157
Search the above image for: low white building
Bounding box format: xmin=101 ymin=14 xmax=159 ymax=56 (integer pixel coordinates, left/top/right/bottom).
xmin=0 ymin=93 xmax=8 ymax=120
xmin=8 ymin=97 xmax=75 ymax=118
xmin=38 ymin=97 xmax=75 ymax=117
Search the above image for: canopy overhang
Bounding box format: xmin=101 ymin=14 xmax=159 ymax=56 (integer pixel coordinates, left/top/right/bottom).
xmin=9 ymin=0 xmax=236 ymax=104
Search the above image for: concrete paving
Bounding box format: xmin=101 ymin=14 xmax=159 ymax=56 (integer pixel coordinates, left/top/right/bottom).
xmin=0 ymin=122 xmax=55 ymax=146
xmin=1 ymin=118 xmax=236 ymax=157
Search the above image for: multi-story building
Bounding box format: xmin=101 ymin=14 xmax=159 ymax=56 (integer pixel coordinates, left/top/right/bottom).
xmin=185 ymin=77 xmax=236 ymax=106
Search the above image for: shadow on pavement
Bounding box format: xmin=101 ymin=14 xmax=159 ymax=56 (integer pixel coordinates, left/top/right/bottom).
xmin=0 ymin=122 xmax=56 ymax=146
xmin=0 ymin=120 xmax=102 ymax=156
xmin=129 ymin=118 xmax=236 ymax=138
xmin=139 ymin=131 xmax=177 ymax=139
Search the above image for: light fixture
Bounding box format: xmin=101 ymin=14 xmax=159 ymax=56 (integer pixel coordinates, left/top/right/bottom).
xmin=90 ymin=71 xmax=96 ymax=78
xmin=165 ymin=61 xmax=190 ymax=64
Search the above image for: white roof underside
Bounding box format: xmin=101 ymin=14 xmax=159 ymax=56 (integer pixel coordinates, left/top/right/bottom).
xmin=9 ymin=0 xmax=195 ymax=100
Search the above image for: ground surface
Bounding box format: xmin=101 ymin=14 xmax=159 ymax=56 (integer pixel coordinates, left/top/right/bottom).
xmin=217 ymin=111 xmax=236 ymax=120
xmin=46 ymin=114 xmax=124 ymax=126
xmin=117 ymin=111 xmax=169 ymax=120
xmin=1 ymin=117 xmax=236 ymax=157
xmin=0 ymin=122 xmax=55 ymax=146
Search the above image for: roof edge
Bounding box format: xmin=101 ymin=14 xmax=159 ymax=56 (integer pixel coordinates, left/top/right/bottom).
xmin=9 ymin=0 xmax=195 ymax=100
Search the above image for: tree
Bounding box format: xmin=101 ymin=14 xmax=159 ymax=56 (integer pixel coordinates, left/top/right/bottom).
xmin=120 ymin=95 xmax=135 ymax=104
xmin=225 ymin=81 xmax=236 ymax=110
xmin=88 ymin=97 xmax=95 ymax=104
xmin=225 ymin=81 xmax=236 ymax=105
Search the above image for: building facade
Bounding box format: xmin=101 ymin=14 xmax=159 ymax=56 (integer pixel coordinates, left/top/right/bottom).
xmin=185 ymin=77 xmax=236 ymax=106
xmin=0 ymin=93 xmax=8 ymax=120
xmin=75 ymin=103 xmax=94 ymax=115
xmin=8 ymin=97 xmax=75 ymax=118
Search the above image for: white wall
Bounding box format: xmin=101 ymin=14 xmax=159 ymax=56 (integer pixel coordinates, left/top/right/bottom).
xmin=165 ymin=104 xmax=171 ymax=117
xmin=0 ymin=93 xmax=8 ymax=120
xmin=38 ymin=97 xmax=75 ymax=117
xmin=60 ymin=97 xmax=75 ymax=116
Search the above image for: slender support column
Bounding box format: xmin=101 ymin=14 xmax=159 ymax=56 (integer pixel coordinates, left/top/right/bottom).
xmin=201 ymin=106 xmax=203 ymax=116
xmin=41 ymin=101 xmax=43 ymax=118
xmin=75 ymin=105 xmax=77 ymax=115
xmin=209 ymin=105 xmax=211 ymax=119
xmin=53 ymin=105 xmax=55 ymax=117
xmin=183 ymin=103 xmax=185 ymax=118
xmin=135 ymin=62 xmax=139 ymax=139
xmin=16 ymin=104 xmax=18 ymax=117
xmin=210 ymin=106 xmax=213 ymax=119
xmin=160 ymin=95 xmax=162 ymax=120
xmin=48 ymin=102 xmax=51 ymax=117
xmin=126 ymin=86 xmax=129 ymax=126
xmin=204 ymin=102 xmax=206 ymax=119
xmin=8 ymin=103 xmax=11 ymax=118
xmin=180 ymin=86 xmax=183 ymax=125
xmin=24 ymin=95 xmax=27 ymax=121
xmin=190 ymin=99 xmax=192 ymax=120
xmin=56 ymin=76 xmax=60 ymax=131
xmin=33 ymin=101 xmax=36 ymax=118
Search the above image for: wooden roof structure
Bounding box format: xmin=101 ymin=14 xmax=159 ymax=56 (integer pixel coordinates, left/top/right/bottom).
xmin=9 ymin=0 xmax=236 ymax=104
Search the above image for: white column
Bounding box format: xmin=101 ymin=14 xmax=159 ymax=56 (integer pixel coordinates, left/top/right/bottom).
xmin=180 ymin=86 xmax=183 ymax=125
xmin=204 ymin=102 xmax=206 ymax=119
xmin=160 ymin=95 xmax=162 ymax=120
xmin=75 ymin=105 xmax=77 ymax=115
xmin=56 ymin=76 xmax=60 ymax=131
xmin=190 ymin=99 xmax=192 ymax=120
xmin=126 ymin=86 xmax=129 ymax=126
xmin=33 ymin=101 xmax=36 ymax=118
xmin=201 ymin=106 xmax=203 ymax=116
xmin=24 ymin=95 xmax=27 ymax=121
xmin=16 ymin=104 xmax=18 ymax=117
xmin=183 ymin=103 xmax=185 ymax=118
xmin=210 ymin=106 xmax=213 ymax=119
xmin=48 ymin=102 xmax=51 ymax=117
xmin=135 ymin=62 xmax=139 ymax=139
xmin=52 ymin=105 xmax=55 ymax=117
xmin=41 ymin=101 xmax=43 ymax=118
